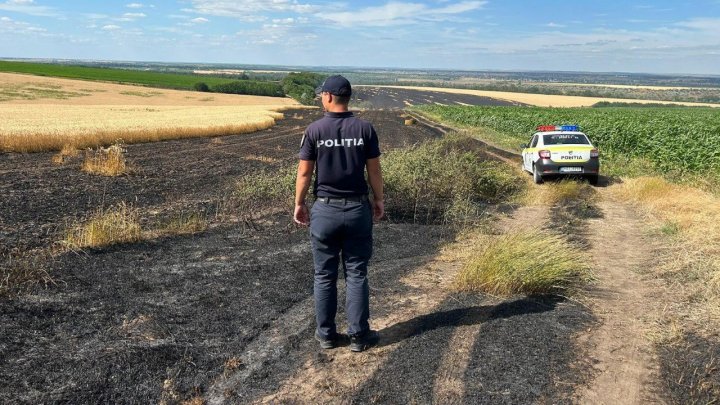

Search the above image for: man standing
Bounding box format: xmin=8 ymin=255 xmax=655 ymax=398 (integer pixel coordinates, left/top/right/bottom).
xmin=294 ymin=75 xmax=384 ymax=352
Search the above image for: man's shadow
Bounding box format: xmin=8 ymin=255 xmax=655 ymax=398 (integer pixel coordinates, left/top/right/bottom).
xmin=377 ymin=295 xmax=562 ymax=347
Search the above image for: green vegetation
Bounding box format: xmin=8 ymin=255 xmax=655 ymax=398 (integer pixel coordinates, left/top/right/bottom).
xmin=592 ymin=101 xmax=703 ymax=108
xmin=281 ymin=72 xmax=326 ymax=105
xmin=456 ymin=229 xmax=592 ymax=296
xmin=418 ymin=105 xmax=720 ymax=178
xmin=234 ymin=165 xmax=297 ymax=224
xmin=0 ymin=61 xmax=327 ymax=101
xmin=382 ymin=134 xmax=524 ymax=225
xmin=0 ymin=60 xmax=238 ymax=90
xmin=193 ymin=82 xmax=210 ymax=92
xmin=211 ymin=80 xmax=284 ymax=97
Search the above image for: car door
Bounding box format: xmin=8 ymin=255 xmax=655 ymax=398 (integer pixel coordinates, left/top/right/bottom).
xmin=524 ymin=134 xmax=538 ymax=171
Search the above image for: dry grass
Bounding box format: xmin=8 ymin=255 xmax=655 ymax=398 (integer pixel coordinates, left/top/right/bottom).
xmin=527 ymin=179 xmax=592 ymax=205
xmin=64 ymin=203 xmax=142 ymax=249
xmin=0 ymin=105 xmax=289 ymax=152
xmin=51 ymin=143 xmax=79 ymax=164
xmin=157 ymin=213 xmax=208 ymax=236
xmin=613 ymin=177 xmax=720 ymax=319
xmin=82 ymin=143 xmax=129 ymax=176
xmin=63 ymin=205 xmax=210 ymax=250
xmin=455 ymin=229 xmax=592 ymax=296
xmin=0 ymin=252 xmax=54 ymax=297
xmin=367 ymin=85 xmax=720 ymax=108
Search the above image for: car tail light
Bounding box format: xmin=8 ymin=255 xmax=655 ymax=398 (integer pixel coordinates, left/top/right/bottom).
xmin=539 ymin=150 xmax=551 ymax=159
xmin=590 ymin=148 xmax=599 ymax=158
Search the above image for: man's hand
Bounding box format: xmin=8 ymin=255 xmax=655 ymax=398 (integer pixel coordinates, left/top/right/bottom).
xmin=294 ymin=203 xmax=310 ymax=226
xmin=372 ymin=199 xmax=385 ymax=222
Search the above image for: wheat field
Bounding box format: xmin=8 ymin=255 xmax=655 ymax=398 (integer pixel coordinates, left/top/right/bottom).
xmin=0 ymin=72 xmax=301 ymax=152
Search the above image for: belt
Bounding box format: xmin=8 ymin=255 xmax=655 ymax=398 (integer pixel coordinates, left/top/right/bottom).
xmin=316 ymin=195 xmax=368 ymax=204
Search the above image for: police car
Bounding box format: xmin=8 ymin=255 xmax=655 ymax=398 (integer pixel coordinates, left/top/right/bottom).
xmin=521 ymin=125 xmax=600 ymax=185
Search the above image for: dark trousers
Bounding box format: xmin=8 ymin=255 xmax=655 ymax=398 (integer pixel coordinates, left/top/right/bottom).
xmin=310 ymin=199 xmax=373 ymax=339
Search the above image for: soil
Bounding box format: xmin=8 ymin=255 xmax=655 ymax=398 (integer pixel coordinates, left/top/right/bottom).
xmin=0 ymin=87 xmax=703 ymax=403
xmin=573 ymin=197 xmax=667 ymax=404
xmin=353 ymin=86 xmax=518 ymax=109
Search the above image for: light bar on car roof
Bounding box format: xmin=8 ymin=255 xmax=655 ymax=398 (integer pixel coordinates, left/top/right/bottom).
xmin=536 ymin=125 xmax=580 ymax=132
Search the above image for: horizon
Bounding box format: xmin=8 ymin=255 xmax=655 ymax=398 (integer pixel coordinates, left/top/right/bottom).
xmin=0 ymin=1 xmax=719 ymax=75
xmin=6 ymin=57 xmax=720 ymax=79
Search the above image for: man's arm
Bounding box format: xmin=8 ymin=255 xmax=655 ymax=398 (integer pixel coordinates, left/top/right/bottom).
xmin=294 ymin=159 xmax=315 ymax=226
xmin=366 ymin=157 xmax=384 ymax=221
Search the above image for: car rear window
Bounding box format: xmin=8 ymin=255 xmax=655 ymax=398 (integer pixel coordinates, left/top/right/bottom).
xmin=543 ymin=133 xmax=590 ymax=145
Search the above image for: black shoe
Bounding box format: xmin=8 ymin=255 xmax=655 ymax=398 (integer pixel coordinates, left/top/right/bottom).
xmin=349 ymin=330 xmax=379 ymax=352
xmin=315 ymin=331 xmax=347 ymax=349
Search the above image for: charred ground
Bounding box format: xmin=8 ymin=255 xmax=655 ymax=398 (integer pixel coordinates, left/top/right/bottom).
xmin=2 ymin=93 xmax=592 ymax=404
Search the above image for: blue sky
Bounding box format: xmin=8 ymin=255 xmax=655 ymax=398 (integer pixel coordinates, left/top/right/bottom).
xmin=0 ymin=0 xmax=719 ymax=74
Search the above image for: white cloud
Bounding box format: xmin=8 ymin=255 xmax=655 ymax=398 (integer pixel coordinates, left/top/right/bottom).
xmin=191 ymin=17 xmax=209 ymax=23
xmin=84 ymin=13 xmax=108 ymax=19
xmin=123 ymin=12 xmax=146 ymax=18
xmin=546 ymin=22 xmax=565 ymax=28
xmin=188 ymin=0 xmax=319 ymax=20
xmin=0 ymin=0 xmax=58 ymax=17
xmin=102 ymin=24 xmax=121 ymax=30
xmin=272 ymin=17 xmax=294 ymax=24
xmin=126 ymin=2 xmax=143 ymax=8
xmin=676 ymin=18 xmax=720 ymax=33
xmin=317 ymin=1 xmax=486 ymax=27
xmin=0 ymin=14 xmax=47 ymax=34
xmin=236 ymin=19 xmax=317 ymax=46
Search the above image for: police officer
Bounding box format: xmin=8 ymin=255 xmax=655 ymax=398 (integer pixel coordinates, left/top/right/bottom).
xmin=294 ymin=75 xmax=384 ymax=352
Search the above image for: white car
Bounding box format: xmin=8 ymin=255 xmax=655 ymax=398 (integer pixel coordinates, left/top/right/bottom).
xmin=521 ymin=125 xmax=600 ymax=185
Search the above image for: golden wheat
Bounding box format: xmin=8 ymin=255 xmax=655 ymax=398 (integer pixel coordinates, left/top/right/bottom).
xmin=0 ymin=104 xmax=289 ymax=152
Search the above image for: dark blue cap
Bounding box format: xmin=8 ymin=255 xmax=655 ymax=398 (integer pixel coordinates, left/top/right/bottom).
xmin=315 ymin=75 xmax=352 ymax=97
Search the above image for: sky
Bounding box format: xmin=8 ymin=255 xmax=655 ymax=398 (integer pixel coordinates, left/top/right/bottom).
xmin=0 ymin=0 xmax=719 ymax=74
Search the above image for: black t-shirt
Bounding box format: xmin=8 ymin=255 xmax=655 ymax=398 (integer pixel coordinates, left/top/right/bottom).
xmin=299 ymin=111 xmax=381 ymax=197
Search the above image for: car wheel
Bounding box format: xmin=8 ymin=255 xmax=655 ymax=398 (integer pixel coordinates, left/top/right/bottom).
xmin=588 ymin=174 xmax=599 ymax=186
xmin=533 ymin=164 xmax=544 ymax=184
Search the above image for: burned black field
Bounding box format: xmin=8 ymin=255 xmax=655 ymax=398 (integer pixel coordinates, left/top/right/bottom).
xmin=2 ymin=94 xmax=593 ymax=404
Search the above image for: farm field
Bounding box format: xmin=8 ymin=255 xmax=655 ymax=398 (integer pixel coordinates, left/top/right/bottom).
xmin=417 ymin=104 xmax=720 ymax=181
xmin=374 ymin=85 xmax=720 ymax=108
xmin=0 ymin=60 xmax=241 ymax=90
xmin=351 ymin=86 xmax=519 ymax=109
xmin=0 ymin=73 xmax=299 ymax=152
xmin=1 ymin=86 xmax=718 ymax=403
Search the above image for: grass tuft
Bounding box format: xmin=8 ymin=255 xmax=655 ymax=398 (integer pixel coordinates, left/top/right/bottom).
xmin=382 ymin=134 xmax=524 ymax=225
xmin=456 ymin=229 xmax=592 ymax=296
xmin=64 ymin=203 xmax=142 ymax=249
xmin=51 ymin=143 xmax=79 ymax=164
xmin=0 ymin=253 xmax=54 ymax=297
xmin=233 ymin=165 xmax=296 ymax=224
xmin=158 ymin=212 xmax=208 ymax=236
xmin=82 ymin=143 xmax=129 ymax=176
xmin=531 ymin=179 xmax=596 ymax=206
